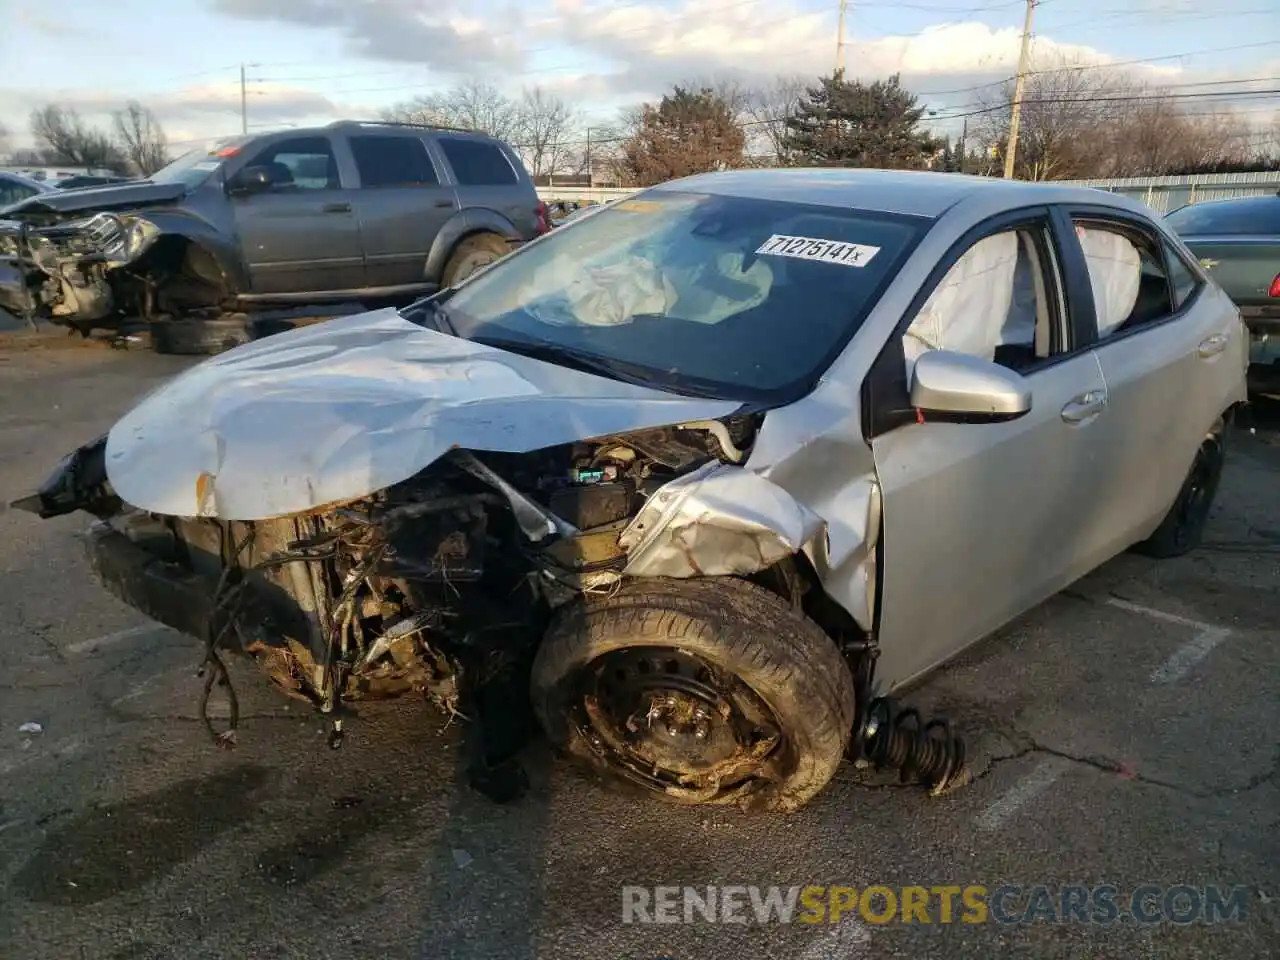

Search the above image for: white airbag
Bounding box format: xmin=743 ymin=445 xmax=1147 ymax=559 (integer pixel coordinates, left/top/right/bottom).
xmin=904 ymin=231 xmax=1019 ymax=376
xmin=1078 ymin=227 xmax=1141 ymax=337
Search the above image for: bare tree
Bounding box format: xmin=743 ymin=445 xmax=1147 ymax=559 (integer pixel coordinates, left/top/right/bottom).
xmin=744 ymin=74 xmax=811 ymax=163
xmin=0 ymin=122 xmax=10 ymax=160
xmin=1100 ymin=92 xmax=1256 ymax=177
xmin=516 ymin=86 xmax=579 ymax=178
xmin=383 ymin=79 xmax=522 ymax=141
xmin=976 ymin=57 xmax=1123 ymax=181
xmin=112 ymin=101 xmax=170 ymax=175
xmin=29 ymin=105 xmax=126 ymax=171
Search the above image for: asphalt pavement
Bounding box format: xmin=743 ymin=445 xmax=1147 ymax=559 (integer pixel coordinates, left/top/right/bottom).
xmin=0 ymin=333 xmax=1276 ymax=960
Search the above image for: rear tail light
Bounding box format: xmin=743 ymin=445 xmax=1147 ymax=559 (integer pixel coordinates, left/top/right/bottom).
xmin=1269 ymin=273 xmax=1280 ymax=298
xmin=535 ymin=201 xmax=552 ymax=235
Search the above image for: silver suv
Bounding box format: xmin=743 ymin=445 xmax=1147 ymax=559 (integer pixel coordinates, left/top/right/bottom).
xmin=0 ymin=120 xmax=549 ymax=347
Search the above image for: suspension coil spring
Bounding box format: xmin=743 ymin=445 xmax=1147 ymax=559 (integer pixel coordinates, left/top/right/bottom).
xmin=854 ymin=696 xmax=970 ymax=796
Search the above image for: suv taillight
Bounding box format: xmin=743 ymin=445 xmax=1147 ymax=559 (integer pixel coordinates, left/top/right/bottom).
xmin=1269 ymin=272 xmax=1280 ymax=298
xmin=535 ymin=201 xmax=552 ymax=235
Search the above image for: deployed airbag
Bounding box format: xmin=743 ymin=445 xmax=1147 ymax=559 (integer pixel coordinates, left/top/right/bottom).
xmin=903 ymin=231 xmax=1019 ymax=376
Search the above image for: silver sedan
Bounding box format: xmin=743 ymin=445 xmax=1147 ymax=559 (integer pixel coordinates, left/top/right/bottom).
xmin=15 ymin=169 xmax=1248 ymax=812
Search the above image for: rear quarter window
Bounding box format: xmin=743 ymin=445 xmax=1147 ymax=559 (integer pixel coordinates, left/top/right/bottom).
xmin=439 ymin=138 xmax=519 ymax=186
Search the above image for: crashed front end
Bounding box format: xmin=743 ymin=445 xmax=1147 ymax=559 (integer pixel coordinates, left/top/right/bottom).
xmin=16 ymin=308 xmax=884 ymax=801
xmin=0 ymin=211 xmax=160 ymax=331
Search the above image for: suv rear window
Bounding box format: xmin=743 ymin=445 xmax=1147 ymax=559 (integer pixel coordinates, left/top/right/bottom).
xmin=439 ymin=138 xmax=517 ymax=186
xmin=350 ymin=135 xmax=439 ymax=187
xmin=1165 ymin=197 xmax=1280 ymax=236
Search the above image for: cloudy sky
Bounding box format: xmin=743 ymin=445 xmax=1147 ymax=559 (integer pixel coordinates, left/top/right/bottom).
xmin=1 ymin=0 xmax=1276 ymax=155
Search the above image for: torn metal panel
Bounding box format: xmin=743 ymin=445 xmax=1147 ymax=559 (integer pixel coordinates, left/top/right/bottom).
xmin=735 ymin=378 xmax=883 ymax=634
xmin=619 ymin=460 xmax=825 ymax=579
xmin=104 ymin=308 xmax=740 ymax=520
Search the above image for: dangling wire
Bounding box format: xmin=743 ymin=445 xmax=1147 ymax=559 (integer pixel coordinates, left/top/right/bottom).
xmin=198 ymin=524 xmax=256 ymax=748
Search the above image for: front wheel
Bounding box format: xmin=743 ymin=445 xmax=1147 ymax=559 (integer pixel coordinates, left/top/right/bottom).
xmin=531 ymin=578 xmax=856 ymax=812
xmin=1133 ymin=431 xmax=1225 ymax=558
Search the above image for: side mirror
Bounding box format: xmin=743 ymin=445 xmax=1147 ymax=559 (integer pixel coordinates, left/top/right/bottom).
xmin=909 ymin=349 xmax=1031 ymax=422
xmin=228 ymin=165 xmax=273 ymax=196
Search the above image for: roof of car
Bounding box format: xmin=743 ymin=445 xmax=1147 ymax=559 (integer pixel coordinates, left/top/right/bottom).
xmin=652 ymin=168 xmax=1137 ymax=219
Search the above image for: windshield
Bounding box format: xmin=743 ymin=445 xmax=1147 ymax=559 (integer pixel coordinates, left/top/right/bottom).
xmin=148 ymin=137 xmax=247 ymax=188
xmin=427 ymin=191 xmax=926 ymax=401
xmin=1165 ymin=197 xmax=1280 ymax=236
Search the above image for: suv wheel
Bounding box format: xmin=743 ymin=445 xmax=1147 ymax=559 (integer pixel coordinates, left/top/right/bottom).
xmin=442 ymin=233 xmax=510 ymax=287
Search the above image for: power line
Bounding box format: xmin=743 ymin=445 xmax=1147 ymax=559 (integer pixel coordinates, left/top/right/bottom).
xmin=910 ymin=38 xmax=1280 ymax=99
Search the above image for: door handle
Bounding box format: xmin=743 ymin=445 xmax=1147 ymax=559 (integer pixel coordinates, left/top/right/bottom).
xmin=1061 ymin=389 xmax=1107 ymax=423
xmin=322 ymin=201 xmax=352 ymax=213
xmin=433 ymin=199 xmax=454 ymax=208
xmin=1197 ymin=334 xmax=1228 ymax=358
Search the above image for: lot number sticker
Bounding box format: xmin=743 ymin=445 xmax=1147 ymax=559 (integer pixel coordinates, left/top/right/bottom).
xmin=756 ymin=234 xmax=880 ymax=267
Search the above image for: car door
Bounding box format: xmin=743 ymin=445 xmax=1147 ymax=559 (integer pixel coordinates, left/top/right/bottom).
xmin=864 ymin=210 xmax=1114 ymax=691
xmin=345 ymin=132 xmax=458 ymax=290
xmin=228 ymin=134 xmax=365 ymax=295
xmin=1057 ymin=206 xmax=1244 ymax=558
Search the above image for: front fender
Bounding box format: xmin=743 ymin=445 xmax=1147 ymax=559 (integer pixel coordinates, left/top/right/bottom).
xmin=423 ymin=209 xmax=521 ymax=284
xmin=128 ymin=209 xmax=250 ymax=294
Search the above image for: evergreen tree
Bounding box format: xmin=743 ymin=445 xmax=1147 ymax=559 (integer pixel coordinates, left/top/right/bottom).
xmin=783 ymin=72 xmax=941 ymax=170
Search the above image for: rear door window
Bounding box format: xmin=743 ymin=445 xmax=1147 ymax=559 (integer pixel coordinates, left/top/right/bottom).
xmin=350 ymin=135 xmax=439 ymax=188
xmin=439 ymin=138 xmax=518 ymax=186
xmin=1071 ymin=218 xmax=1174 ymax=338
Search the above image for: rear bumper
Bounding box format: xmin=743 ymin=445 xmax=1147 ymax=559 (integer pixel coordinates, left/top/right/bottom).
xmin=84 ymin=519 xmax=216 ymax=642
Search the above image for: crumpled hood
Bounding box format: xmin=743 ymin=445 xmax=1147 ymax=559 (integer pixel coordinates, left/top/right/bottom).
xmin=7 ymin=180 xmax=184 ymax=216
xmin=106 ymin=308 xmax=740 ymax=520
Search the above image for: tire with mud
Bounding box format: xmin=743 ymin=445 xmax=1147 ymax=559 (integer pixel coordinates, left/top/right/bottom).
xmin=151 ymin=317 xmax=250 ymax=356
xmin=441 ymin=233 xmax=511 ymax=288
xmin=1132 ymin=429 xmax=1225 ymax=558
xmin=531 ymin=577 xmax=856 ymax=812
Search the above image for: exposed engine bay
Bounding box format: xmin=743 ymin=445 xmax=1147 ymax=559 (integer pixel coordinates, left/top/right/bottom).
xmin=27 ymin=417 xmax=836 ymax=800
xmin=0 ymin=211 xmax=223 ymax=333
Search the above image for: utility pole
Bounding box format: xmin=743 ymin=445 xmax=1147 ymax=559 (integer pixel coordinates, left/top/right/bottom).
xmin=240 ymin=64 xmax=248 ymax=134
xmin=835 ymin=0 xmax=849 ymax=77
xmin=959 ymin=115 xmax=968 ymax=174
xmin=1003 ymin=0 xmax=1036 ymax=180
xmin=585 ymin=127 xmax=593 ymax=188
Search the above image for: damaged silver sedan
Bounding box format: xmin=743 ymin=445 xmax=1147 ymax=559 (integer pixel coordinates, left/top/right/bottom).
xmin=14 ymin=170 xmax=1248 ymax=811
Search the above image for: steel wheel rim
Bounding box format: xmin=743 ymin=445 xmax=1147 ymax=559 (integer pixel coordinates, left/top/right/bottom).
xmin=571 ymin=646 xmax=787 ymax=802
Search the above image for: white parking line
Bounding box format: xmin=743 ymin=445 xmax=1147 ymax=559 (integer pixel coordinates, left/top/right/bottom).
xmin=976 ymin=759 xmax=1066 ymax=832
xmin=1105 ymin=598 xmax=1232 ymax=685
xmin=65 ymin=624 xmax=163 ymax=655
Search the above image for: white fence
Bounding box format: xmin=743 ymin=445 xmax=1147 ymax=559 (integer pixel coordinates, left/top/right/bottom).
xmin=538 ymin=172 xmax=1280 ymax=212
xmin=536 ymin=185 xmax=638 ymax=203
